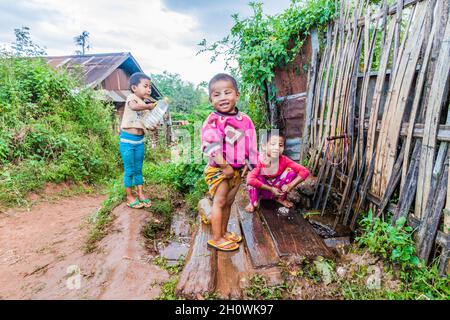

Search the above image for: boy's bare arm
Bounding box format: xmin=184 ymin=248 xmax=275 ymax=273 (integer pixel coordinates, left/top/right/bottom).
xmin=128 ymin=100 xmax=156 ymax=111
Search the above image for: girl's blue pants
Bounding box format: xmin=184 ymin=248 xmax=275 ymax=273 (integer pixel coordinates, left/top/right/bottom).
xmin=119 ymin=131 xmax=145 ymax=188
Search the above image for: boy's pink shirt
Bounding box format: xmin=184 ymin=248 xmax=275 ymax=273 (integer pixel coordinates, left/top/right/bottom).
xmin=201 ymin=111 xmax=258 ymax=169
xmin=246 ymin=154 xmax=310 ymax=188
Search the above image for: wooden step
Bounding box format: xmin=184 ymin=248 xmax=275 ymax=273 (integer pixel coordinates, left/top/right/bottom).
xmin=176 ymin=223 xmax=216 ymax=298
xmin=237 ymin=205 xmax=280 ymax=268
xmin=215 ymin=204 xmax=251 ymax=299
xmin=259 ymin=200 xmax=334 ymax=259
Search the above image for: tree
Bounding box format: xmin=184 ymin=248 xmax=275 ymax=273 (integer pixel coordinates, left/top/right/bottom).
xmin=11 ymin=26 xmax=47 ymax=57
xmin=151 ymin=71 xmax=208 ymax=113
xmin=74 ymin=31 xmax=91 ymax=55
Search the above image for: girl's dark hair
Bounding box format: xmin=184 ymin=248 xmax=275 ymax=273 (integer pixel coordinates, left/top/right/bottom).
xmin=208 ymin=73 xmax=239 ymax=95
xmin=129 ymin=72 xmax=151 ymax=91
xmin=261 ymin=130 xmax=285 ymax=144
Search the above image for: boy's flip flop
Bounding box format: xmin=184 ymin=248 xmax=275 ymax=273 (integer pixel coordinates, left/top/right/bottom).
xmin=224 ymin=232 xmax=243 ymax=243
xmin=127 ymin=198 xmax=144 ymax=209
xmin=207 ymin=239 xmax=239 ymax=252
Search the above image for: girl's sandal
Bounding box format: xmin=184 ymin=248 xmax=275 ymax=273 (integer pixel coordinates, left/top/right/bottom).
xmin=224 ymin=232 xmax=243 ymax=243
xmin=127 ymin=198 xmax=144 ymax=209
xmin=139 ymin=198 xmax=152 ymax=208
xmin=207 ymin=239 xmax=239 ymax=252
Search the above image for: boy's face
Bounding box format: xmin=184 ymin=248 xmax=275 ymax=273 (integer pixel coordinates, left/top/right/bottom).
xmin=131 ymin=78 xmax=152 ymax=99
xmin=209 ymin=79 xmax=240 ymax=114
xmin=265 ymin=135 xmax=284 ymax=158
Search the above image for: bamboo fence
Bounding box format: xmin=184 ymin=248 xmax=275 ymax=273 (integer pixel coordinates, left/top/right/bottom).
xmin=303 ymin=0 xmax=449 ymax=274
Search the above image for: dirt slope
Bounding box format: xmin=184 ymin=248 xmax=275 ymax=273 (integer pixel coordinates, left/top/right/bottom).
xmin=0 ymin=195 xmax=168 ymax=300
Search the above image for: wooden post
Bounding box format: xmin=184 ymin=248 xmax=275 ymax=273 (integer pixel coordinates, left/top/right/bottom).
xmin=301 ymin=29 xmax=320 ymax=162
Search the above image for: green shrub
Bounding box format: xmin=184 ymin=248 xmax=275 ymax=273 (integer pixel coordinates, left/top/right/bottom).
xmin=0 ymin=55 xmax=119 ymax=207
xmin=354 ymin=209 xmax=450 ymax=300
xmin=356 ymin=209 xmax=420 ymax=270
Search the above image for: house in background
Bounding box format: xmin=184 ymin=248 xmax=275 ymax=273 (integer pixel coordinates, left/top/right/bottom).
xmin=44 ymin=52 xmax=171 ymax=143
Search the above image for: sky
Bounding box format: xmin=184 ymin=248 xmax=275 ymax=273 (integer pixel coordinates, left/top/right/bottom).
xmin=0 ymin=0 xmax=293 ymax=85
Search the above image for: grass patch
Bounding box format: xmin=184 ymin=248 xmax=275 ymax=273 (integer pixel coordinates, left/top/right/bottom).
xmin=84 ymin=178 xmax=124 ymax=253
xmin=244 ymin=274 xmax=288 ymax=300
xmin=154 ymin=256 xmax=186 ymax=300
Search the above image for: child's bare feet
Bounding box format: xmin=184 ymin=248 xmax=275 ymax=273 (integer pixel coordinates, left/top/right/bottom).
xmin=275 ymin=198 xmax=293 ymax=208
xmin=245 ymin=203 xmax=255 ymax=213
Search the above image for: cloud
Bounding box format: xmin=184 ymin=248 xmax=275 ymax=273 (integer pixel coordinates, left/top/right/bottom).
xmin=0 ymin=0 xmax=294 ymax=85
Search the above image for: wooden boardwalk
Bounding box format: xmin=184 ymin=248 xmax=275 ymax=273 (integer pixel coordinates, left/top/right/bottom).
xmin=177 ymin=188 xmax=333 ymax=298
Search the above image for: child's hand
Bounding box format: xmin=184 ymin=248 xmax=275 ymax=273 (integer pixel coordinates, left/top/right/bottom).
xmin=146 ymin=102 xmax=157 ymax=110
xmin=222 ymin=165 xmax=234 ymax=179
xmin=271 ymin=187 xmax=284 ymax=197
xmin=281 ymin=183 xmax=293 ymax=193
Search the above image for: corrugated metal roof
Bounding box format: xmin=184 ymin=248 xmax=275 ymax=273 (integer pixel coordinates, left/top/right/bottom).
xmin=44 ymin=52 xmax=163 ymax=101
xmin=45 ymin=52 xmax=133 ymax=88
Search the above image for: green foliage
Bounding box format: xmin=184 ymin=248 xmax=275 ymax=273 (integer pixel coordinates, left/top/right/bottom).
xmin=153 ymin=256 xmax=185 ymax=276
xmin=244 ymin=274 xmax=287 ymax=299
xmin=154 ymin=256 xmax=185 ymax=300
xmin=0 ymin=55 xmax=119 ymax=207
xmin=85 ymin=178 xmax=125 ymax=253
xmin=356 ymin=209 xmax=420 ymax=270
xmin=151 ymin=199 xmax=173 ymax=218
xmin=198 ymin=0 xmax=336 ymax=129
xmin=151 ymin=71 xmax=208 ymax=113
xmin=353 ymin=210 xmax=450 ymax=300
xmin=156 ymin=276 xmax=183 ymax=300
xmin=10 ymin=26 xmax=46 ymax=57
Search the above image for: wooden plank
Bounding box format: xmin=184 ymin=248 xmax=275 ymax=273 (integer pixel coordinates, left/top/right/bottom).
xmin=301 ymin=29 xmax=320 ymax=161
xmin=342 ymin=151 xmax=367 ymax=226
xmin=392 ymin=140 xmax=422 ymax=223
xmin=237 ymin=205 xmax=279 ymax=268
xmin=176 ymin=223 xmax=217 ymax=297
xmin=351 ymin=153 xmax=377 ymax=230
xmin=259 ymin=200 xmax=333 ymax=259
xmin=366 ymin=18 xmax=396 ymax=168
xmin=392 ymin=0 xmax=404 ymax=70
xmin=375 ymin=141 xmax=406 ymax=217
xmin=381 ymin=7 xmax=427 ymax=193
xmin=358 ymin=9 xmax=381 ymax=169
xmin=416 ymin=15 xmax=450 ymax=218
xmin=400 ymin=0 xmax=438 ymax=192
xmin=311 ymin=24 xmax=332 ymax=154
xmin=215 ymin=204 xmax=250 ymax=299
xmin=417 ymin=149 xmax=450 ymax=261
xmin=372 ymin=3 xmax=423 ymax=195
xmin=336 ymin=145 xmax=359 ymax=221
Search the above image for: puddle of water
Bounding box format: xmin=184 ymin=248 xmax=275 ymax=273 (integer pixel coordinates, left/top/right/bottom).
xmin=309 ymin=221 xmax=337 ymax=238
xmin=159 ymin=242 xmax=189 ymax=265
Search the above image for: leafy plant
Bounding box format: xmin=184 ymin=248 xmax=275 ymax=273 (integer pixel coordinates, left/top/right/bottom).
xmin=198 ymin=0 xmax=336 ymax=129
xmin=356 ymin=209 xmax=420 ymax=270
xmin=244 ymin=274 xmax=287 ymax=300
xmin=0 ymin=55 xmax=119 ymax=207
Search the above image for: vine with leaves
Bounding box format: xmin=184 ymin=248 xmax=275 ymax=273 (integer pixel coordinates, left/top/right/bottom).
xmin=198 ymin=0 xmax=337 ymax=128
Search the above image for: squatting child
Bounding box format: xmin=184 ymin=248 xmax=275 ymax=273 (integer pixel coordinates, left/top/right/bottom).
xmin=245 ymin=131 xmax=310 ymax=213
xmin=201 ymin=73 xmax=257 ymax=252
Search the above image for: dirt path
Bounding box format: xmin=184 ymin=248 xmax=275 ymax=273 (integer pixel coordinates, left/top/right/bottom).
xmin=0 ymin=194 xmax=169 ymax=300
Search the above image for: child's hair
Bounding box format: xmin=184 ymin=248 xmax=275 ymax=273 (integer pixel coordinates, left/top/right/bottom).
xmin=261 ymin=130 xmax=285 ymax=144
xmin=129 ymin=72 xmax=151 ymax=92
xmin=208 ymin=73 xmax=239 ymax=95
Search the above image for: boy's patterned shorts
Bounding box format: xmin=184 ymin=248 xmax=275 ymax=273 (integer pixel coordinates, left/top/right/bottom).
xmin=204 ymin=165 xmax=242 ymax=198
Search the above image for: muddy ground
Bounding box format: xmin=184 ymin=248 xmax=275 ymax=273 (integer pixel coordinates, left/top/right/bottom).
xmin=0 ymin=192 xmax=169 ymax=299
